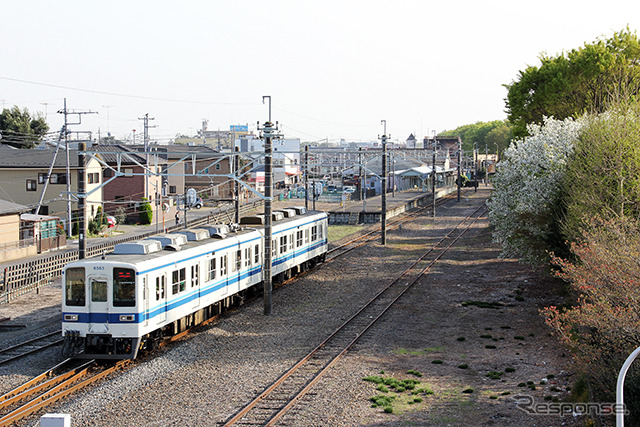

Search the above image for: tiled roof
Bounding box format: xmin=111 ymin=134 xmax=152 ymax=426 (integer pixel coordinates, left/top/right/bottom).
xmin=0 ymin=147 xmax=87 ymax=168
xmin=90 ymin=144 xmax=147 ymax=164
xmin=0 ymin=199 xmax=30 ymax=215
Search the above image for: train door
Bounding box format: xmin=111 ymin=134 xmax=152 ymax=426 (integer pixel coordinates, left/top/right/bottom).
xmin=143 ymin=275 xmax=149 ymax=327
xmin=191 ymin=263 xmax=201 ymax=308
xmin=88 ymin=275 xmax=109 ymax=334
xmin=220 ymin=253 xmax=229 ymax=297
xmin=155 ymin=274 xmax=167 ymax=325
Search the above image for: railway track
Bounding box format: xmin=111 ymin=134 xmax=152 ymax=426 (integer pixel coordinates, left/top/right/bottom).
xmin=222 ymin=202 xmax=488 ymax=426
xmin=0 ymin=189 xmax=473 ymax=424
xmin=0 ymin=358 xmax=129 ymax=426
xmin=0 ymin=331 xmax=63 ymax=366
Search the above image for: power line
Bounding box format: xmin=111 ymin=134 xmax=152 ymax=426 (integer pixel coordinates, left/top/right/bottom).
xmin=0 ymin=76 xmax=261 ymax=106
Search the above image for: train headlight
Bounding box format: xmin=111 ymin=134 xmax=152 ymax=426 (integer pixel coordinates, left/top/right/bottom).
xmin=119 ymin=315 xmax=135 ymax=322
xmin=64 ymin=314 xmax=78 ymax=322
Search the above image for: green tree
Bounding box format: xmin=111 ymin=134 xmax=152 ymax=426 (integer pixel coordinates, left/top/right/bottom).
xmin=561 ymin=102 xmax=640 ymax=242
xmin=139 ymin=198 xmax=153 ymax=225
xmin=505 ymin=28 xmax=640 ymax=138
xmin=0 ymin=106 xmax=49 ymax=148
xmin=440 ymin=120 xmax=512 ymax=154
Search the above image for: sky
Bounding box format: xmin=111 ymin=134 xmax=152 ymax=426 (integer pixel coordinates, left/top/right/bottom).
xmin=1 ymin=0 xmax=640 ymax=145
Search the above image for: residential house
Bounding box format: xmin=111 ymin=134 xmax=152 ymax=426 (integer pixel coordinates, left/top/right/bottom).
xmin=0 ymin=144 xmax=103 ymax=232
xmin=0 ymin=199 xmax=37 ymax=262
xmin=91 ymin=144 xmax=164 ymax=222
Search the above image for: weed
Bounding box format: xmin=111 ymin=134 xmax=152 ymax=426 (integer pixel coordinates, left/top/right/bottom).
xmin=407 ymin=370 xmax=422 ymax=377
xmin=458 ymin=364 xmax=469 ymax=369
xmin=457 ymin=337 xmax=466 ymax=341
xmin=462 ymin=387 xmax=474 ymax=393
xmin=486 ymin=371 xmax=503 ymax=380
xmin=480 ymin=334 xmax=492 ymax=339
xmin=432 ymin=360 xmax=443 ymax=364
xmin=505 ymin=367 xmax=516 ymax=373
xmin=485 ymin=345 xmax=497 ymax=349
xmin=514 ymin=335 xmax=525 ymax=340
xmin=490 ymin=395 xmax=498 ymax=400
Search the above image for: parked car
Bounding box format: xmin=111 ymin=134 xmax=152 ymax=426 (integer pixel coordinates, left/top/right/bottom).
xmin=343 ymin=186 xmax=356 ymax=194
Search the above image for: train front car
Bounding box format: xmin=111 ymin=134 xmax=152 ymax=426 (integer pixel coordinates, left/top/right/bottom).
xmin=62 ymin=259 xmax=142 ymax=359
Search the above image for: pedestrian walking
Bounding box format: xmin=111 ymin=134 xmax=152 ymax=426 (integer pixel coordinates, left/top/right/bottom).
xmin=175 ymin=212 xmax=180 ymax=226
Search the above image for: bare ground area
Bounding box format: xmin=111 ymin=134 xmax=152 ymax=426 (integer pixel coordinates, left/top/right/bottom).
xmin=0 ymin=188 xmax=590 ymax=426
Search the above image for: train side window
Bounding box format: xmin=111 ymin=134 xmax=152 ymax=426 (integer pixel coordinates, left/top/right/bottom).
xmin=172 ymin=268 xmax=186 ymax=294
xmin=305 ymin=228 xmax=310 ymax=244
xmin=113 ymin=268 xmax=136 ymax=307
xmin=161 ymin=275 xmax=166 ymax=299
xmin=245 ymin=247 xmax=251 ymax=267
xmin=220 ymin=255 xmax=228 ymax=276
xmin=280 ymin=235 xmax=287 ymax=254
xmin=233 ymin=249 xmax=241 ymax=272
xmin=319 ymin=224 xmax=323 ymax=240
xmin=296 ymin=230 xmax=303 ymax=247
xmin=272 ymin=239 xmax=277 ymax=257
xmin=254 ymin=244 xmax=259 ymax=264
xmin=65 ymin=267 xmax=86 ymax=307
xmin=209 ymin=258 xmax=217 ymax=281
xmin=289 ymin=234 xmax=294 ymax=251
xmin=156 ymin=277 xmax=160 ymax=301
xmin=311 ymin=225 xmax=318 ymax=241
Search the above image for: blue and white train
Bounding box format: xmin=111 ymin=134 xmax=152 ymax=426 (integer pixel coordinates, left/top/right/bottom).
xmin=62 ymin=208 xmax=328 ymax=359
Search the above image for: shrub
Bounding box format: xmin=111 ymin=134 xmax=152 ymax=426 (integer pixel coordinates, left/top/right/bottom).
xmin=139 ymin=197 xmax=153 ymax=225
xmin=543 ymin=216 xmax=640 ymax=423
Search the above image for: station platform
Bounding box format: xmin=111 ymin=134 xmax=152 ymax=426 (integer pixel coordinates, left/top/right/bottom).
xmin=326 ymin=186 xmax=457 ymax=225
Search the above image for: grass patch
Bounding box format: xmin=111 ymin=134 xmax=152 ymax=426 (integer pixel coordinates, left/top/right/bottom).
xmin=328 ymin=225 xmax=361 ymax=242
xmin=393 ymin=348 xmax=427 ymax=356
xmin=462 ymin=387 xmax=474 ymax=393
xmin=364 ymin=374 xmax=434 ymax=414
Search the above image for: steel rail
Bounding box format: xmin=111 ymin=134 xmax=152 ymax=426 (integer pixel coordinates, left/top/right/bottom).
xmin=266 ymin=206 xmax=487 ymax=426
xmin=223 ymin=201 xmax=487 ymax=426
xmin=0 ymin=330 xmax=63 ymax=366
xmin=0 ymin=360 xmax=129 ymax=425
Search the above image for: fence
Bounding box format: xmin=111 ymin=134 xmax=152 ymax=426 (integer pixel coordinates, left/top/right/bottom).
xmin=0 ymin=199 xmax=265 ymax=304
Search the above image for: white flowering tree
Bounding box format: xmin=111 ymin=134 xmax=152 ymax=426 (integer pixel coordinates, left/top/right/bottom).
xmin=488 ymin=116 xmax=585 ymax=264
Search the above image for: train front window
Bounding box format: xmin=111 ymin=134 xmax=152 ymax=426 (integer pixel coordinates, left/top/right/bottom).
xmin=65 ymin=267 xmax=85 ymax=306
xmin=91 ymin=279 xmax=107 ymax=302
xmin=113 ymin=268 xmax=136 ymax=307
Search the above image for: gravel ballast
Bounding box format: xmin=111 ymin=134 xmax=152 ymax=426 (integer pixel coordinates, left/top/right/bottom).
xmin=0 ymin=188 xmax=584 ymax=426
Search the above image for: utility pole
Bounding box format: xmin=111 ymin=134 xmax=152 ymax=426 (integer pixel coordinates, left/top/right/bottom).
xmin=457 ymin=137 xmax=462 ymax=202
xmin=432 ymin=136 xmax=437 ymax=218
xmin=304 ymin=145 xmax=309 ymax=210
xmin=78 ymin=143 xmax=86 ymax=259
xmin=258 ymin=96 xmax=281 ymax=316
xmin=359 ymin=147 xmax=365 ymax=212
xmin=234 ymin=146 xmax=240 ymax=223
xmin=139 ymin=113 xmax=156 ymax=201
xmin=380 ymin=120 xmax=388 ymax=245
xmin=57 ymin=98 xmax=97 ymax=238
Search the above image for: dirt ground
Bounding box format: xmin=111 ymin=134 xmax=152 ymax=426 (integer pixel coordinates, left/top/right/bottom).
xmin=325 ymin=198 xmax=588 ymax=426
xmin=0 ymin=188 xmax=594 ymax=426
